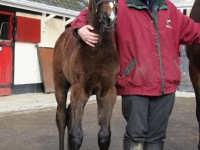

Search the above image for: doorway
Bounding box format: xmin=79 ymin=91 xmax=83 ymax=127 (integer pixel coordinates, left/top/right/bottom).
xmin=0 ymin=11 xmax=14 ymax=96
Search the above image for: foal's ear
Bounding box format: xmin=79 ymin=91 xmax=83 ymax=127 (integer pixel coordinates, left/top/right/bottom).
xmin=113 ymin=0 xmax=118 ymax=6
xmin=114 ymin=0 xmax=118 ymax=9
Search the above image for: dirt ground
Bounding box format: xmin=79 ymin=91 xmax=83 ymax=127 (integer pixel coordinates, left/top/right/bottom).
xmin=0 ymin=97 xmax=198 ymax=150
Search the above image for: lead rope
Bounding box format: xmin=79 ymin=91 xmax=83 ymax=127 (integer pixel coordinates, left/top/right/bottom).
xmin=95 ymin=22 xmax=105 ymax=50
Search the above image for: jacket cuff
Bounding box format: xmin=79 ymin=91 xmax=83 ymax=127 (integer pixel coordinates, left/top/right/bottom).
xmin=74 ymin=28 xmax=81 ymax=39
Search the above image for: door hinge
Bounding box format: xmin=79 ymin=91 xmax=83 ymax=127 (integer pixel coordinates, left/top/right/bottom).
xmin=12 ymin=16 xmax=17 ymax=40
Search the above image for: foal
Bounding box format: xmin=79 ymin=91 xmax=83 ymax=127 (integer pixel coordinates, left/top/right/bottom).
xmin=53 ymin=0 xmax=119 ymax=150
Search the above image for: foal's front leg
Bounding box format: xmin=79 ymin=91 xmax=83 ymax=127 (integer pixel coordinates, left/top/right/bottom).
xmin=68 ymin=85 xmax=90 ymax=150
xmin=55 ymin=80 xmax=70 ymax=150
xmin=97 ymin=86 xmax=117 ymax=150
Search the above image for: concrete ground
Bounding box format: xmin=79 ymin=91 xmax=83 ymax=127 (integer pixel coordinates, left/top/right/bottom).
xmin=0 ymin=92 xmax=199 ymax=150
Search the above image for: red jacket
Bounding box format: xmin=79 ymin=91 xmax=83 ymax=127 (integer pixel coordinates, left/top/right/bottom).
xmin=71 ymin=0 xmax=200 ymax=96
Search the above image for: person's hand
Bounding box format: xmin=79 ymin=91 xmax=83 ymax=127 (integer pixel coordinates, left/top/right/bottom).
xmin=78 ymin=25 xmax=99 ymax=47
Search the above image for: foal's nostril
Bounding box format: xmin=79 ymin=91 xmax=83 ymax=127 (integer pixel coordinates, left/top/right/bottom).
xmin=103 ymin=13 xmax=106 ymax=20
xmin=107 ymin=17 xmax=111 ymax=25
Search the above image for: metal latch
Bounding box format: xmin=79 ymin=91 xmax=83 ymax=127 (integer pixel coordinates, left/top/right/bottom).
xmin=0 ymin=44 xmax=11 ymax=47
xmin=0 ymin=44 xmax=13 ymax=51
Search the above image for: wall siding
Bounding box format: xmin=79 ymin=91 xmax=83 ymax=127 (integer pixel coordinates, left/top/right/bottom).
xmin=14 ymin=12 xmax=64 ymax=85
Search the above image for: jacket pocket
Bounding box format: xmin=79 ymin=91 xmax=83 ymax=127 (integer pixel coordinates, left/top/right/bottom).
xmin=167 ymin=57 xmax=181 ymax=84
xmin=123 ymin=59 xmax=137 ymax=77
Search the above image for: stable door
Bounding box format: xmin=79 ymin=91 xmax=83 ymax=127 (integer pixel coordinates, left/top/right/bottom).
xmin=0 ymin=11 xmax=14 ymax=96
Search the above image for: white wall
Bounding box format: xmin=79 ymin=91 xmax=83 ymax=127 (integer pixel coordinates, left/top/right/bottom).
xmin=14 ymin=42 xmax=41 ymax=84
xmin=14 ymin=12 xmax=64 ymax=85
xmin=40 ymin=17 xmax=64 ymax=47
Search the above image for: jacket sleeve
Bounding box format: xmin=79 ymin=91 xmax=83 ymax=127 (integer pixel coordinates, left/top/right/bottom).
xmin=177 ymin=9 xmax=200 ymax=45
xmin=71 ymin=9 xmax=88 ymax=38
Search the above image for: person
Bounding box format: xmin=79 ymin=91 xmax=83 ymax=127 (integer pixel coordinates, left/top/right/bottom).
xmin=70 ymin=0 xmax=200 ymax=149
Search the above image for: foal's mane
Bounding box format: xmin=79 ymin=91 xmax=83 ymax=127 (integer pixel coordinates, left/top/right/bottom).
xmin=87 ymin=0 xmax=101 ymax=33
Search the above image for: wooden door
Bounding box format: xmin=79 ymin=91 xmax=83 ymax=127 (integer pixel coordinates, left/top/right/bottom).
xmin=0 ymin=11 xmax=14 ymax=96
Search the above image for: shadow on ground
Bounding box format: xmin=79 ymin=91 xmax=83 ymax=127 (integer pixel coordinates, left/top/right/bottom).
xmin=0 ymin=97 xmax=198 ymax=150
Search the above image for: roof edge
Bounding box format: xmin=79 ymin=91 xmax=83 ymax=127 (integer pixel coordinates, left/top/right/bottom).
xmin=173 ymin=2 xmax=194 ymax=9
xmin=1 ymin=0 xmax=80 ymax=18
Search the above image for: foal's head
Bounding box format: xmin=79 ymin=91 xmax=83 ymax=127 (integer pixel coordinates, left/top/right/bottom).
xmin=93 ymin=0 xmax=118 ymax=30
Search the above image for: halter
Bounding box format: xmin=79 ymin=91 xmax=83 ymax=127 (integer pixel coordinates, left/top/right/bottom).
xmin=93 ymin=0 xmax=118 ymax=15
xmin=93 ymin=0 xmax=117 ymax=7
xmin=92 ymin=0 xmax=118 ymax=49
xmin=93 ymin=0 xmax=118 ymax=30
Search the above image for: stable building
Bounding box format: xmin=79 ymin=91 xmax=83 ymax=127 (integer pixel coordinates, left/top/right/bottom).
xmin=0 ymin=0 xmax=195 ymax=96
xmin=0 ymin=0 xmax=87 ymax=96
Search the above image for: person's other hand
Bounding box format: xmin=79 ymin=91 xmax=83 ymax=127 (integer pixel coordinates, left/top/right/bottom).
xmin=78 ymin=25 xmax=99 ymax=47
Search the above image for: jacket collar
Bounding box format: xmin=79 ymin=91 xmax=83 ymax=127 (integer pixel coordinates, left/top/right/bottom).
xmin=126 ymin=0 xmax=167 ymax=9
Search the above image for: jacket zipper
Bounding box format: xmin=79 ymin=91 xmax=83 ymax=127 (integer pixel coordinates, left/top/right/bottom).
xmin=153 ymin=5 xmax=165 ymax=94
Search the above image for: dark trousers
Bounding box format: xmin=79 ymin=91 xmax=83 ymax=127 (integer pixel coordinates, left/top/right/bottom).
xmin=122 ymin=93 xmax=175 ymax=143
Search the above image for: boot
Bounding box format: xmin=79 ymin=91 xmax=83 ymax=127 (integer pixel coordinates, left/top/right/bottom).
xmin=144 ymin=141 xmax=164 ymax=150
xmin=123 ymin=140 xmax=144 ymax=150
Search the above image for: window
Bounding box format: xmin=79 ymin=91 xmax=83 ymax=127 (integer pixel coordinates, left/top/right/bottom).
xmin=0 ymin=14 xmax=10 ymax=40
xmin=16 ymin=16 xmax=41 ymax=43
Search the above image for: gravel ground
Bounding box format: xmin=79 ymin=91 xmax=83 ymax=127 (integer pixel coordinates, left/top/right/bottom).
xmin=0 ymin=95 xmax=199 ymax=150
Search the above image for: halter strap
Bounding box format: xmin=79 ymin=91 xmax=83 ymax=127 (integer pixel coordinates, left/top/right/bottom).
xmin=93 ymin=0 xmax=116 ymax=7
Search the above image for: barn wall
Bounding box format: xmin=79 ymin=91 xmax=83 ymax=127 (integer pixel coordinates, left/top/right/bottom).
xmin=14 ymin=12 xmax=64 ymax=85
xmin=14 ymin=42 xmax=41 ymax=84
xmin=40 ymin=17 xmax=64 ymax=47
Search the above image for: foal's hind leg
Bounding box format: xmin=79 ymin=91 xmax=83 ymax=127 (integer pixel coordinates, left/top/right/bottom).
xmin=54 ymin=74 xmax=71 ymax=150
xmin=97 ymin=86 xmax=117 ymax=150
xmin=189 ymin=60 xmax=200 ymax=150
xmin=68 ymin=85 xmax=90 ymax=150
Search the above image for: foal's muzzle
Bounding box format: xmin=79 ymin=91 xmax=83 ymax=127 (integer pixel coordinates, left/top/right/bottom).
xmin=101 ymin=11 xmax=117 ymax=30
